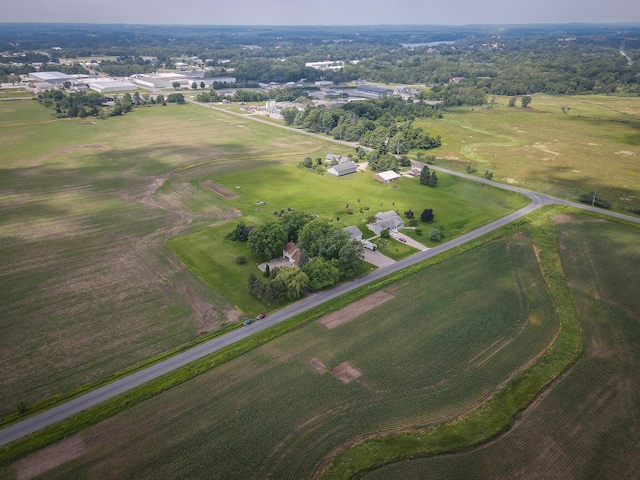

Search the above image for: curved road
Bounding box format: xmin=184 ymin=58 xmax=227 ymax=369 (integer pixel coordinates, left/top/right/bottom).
xmin=2 ymin=106 xmax=639 ymax=448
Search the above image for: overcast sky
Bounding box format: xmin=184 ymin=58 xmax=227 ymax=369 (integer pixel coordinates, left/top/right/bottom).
xmin=1 ymin=0 xmax=638 ymax=25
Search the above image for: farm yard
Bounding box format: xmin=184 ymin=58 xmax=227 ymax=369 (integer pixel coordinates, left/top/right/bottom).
xmin=166 ymin=161 xmax=526 ymax=311
xmin=4 ymin=230 xmax=560 ymax=479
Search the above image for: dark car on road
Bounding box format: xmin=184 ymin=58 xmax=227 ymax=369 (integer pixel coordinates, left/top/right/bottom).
xmin=243 ymin=318 xmax=254 ymax=326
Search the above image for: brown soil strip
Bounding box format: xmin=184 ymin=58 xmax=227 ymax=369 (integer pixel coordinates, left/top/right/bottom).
xmin=13 ymin=434 xmax=85 ymax=480
xmin=200 ymin=180 xmax=239 ymax=199
xmin=58 ymin=144 xmax=122 ymax=155
xmin=318 ymin=291 xmax=394 ymax=329
xmin=331 ymin=362 xmax=362 ymax=384
xmin=309 ymin=357 xmax=328 ymax=374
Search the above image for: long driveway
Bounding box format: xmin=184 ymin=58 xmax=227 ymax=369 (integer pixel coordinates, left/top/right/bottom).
xmin=1 ymin=103 xmax=639 ymax=448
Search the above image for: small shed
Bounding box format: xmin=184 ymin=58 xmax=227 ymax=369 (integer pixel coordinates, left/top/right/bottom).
xmin=374 ymin=171 xmax=400 ymax=183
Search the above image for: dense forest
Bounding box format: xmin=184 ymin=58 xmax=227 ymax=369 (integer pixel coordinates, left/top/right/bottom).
xmin=1 ymin=23 xmax=639 ymax=95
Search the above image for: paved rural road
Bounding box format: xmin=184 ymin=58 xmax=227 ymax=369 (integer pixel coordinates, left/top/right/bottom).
xmin=2 ymin=107 xmax=639 ymax=448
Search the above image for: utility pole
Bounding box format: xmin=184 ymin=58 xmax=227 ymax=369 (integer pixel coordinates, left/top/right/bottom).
xmin=592 ymin=189 xmax=597 ymax=207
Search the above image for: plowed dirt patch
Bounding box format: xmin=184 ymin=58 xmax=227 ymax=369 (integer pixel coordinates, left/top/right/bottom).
xmin=13 ymin=434 xmax=85 ymax=480
xmin=309 ymin=357 xmax=328 ymax=374
xmin=318 ymin=291 xmax=394 ymax=329
xmin=332 ymin=362 xmax=362 ymax=384
xmin=201 ymin=180 xmax=239 ymax=199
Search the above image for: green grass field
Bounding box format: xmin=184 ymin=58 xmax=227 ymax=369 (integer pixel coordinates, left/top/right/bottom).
xmin=361 ymin=214 xmax=640 ymax=479
xmin=415 ymin=95 xmax=640 ymax=213
xmin=3 ymin=231 xmax=558 ymax=479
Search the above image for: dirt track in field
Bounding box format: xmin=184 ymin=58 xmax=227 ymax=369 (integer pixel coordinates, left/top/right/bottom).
xmin=318 ymin=291 xmax=394 ymax=329
xmin=13 ymin=434 xmax=85 ymax=480
xmin=201 ymin=180 xmax=239 ymax=199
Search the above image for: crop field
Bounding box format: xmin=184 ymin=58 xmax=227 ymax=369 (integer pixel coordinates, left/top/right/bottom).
xmin=0 ymin=100 xmax=328 ymax=417
xmin=416 ymin=95 xmax=640 ymax=212
xmin=3 ymin=233 xmax=560 ymax=479
xmin=360 ymin=214 xmax=640 ymax=479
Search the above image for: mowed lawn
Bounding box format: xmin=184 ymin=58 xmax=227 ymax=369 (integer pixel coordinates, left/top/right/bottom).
xmin=416 ymin=95 xmax=640 ymax=212
xmin=364 ymin=215 xmax=640 ymax=479
xmin=0 ymin=100 xmax=328 ymax=417
xmin=7 ymin=233 xmax=558 ymax=479
xmin=167 ymin=164 xmax=528 ymax=310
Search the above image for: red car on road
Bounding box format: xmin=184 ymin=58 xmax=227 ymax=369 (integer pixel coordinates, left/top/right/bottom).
xmin=256 ymin=313 xmax=267 ymax=320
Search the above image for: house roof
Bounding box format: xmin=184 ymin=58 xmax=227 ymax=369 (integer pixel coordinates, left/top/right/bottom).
xmin=357 ymin=85 xmax=392 ymax=95
xmin=369 ymin=212 xmax=404 ymax=235
xmin=330 ymin=161 xmax=357 ymax=173
xmin=283 ymin=242 xmax=298 ymax=256
xmin=376 ymin=210 xmax=401 ymax=221
xmin=343 ymin=225 xmax=363 ymax=239
xmin=325 ymin=154 xmax=351 ymax=163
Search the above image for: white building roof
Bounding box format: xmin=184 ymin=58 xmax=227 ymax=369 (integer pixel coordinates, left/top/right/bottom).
xmin=88 ymin=80 xmax=136 ymax=92
xmin=30 ymin=71 xmax=75 ymax=83
xmin=376 ymin=171 xmax=400 ymax=181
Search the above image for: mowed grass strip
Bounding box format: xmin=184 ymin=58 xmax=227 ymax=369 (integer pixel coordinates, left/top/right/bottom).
xmin=5 ymin=229 xmax=558 ymax=479
xmin=361 ymin=215 xmax=640 ymax=479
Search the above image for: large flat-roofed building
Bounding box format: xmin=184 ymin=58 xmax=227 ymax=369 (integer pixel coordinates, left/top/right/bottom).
xmin=133 ymin=73 xmax=236 ymax=89
xmin=29 ymin=71 xmax=75 ymax=84
xmin=355 ymin=85 xmax=393 ymax=98
xmin=88 ymin=80 xmax=136 ymax=93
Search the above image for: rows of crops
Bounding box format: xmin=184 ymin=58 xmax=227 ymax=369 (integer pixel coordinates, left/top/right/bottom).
xmin=13 ymin=233 xmax=561 ymax=479
xmin=0 ymin=100 xmax=329 ymax=418
xmin=361 ymin=215 xmax=640 ymax=479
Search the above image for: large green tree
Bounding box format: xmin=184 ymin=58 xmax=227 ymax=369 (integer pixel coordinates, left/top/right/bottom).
xmin=302 ymin=258 xmax=341 ymax=290
xmin=338 ymin=239 xmax=364 ymax=275
xmin=279 ymin=210 xmax=312 ymax=242
xmin=420 ymin=165 xmax=431 ymax=185
xmin=248 ymin=221 xmax=288 ymax=259
xmin=274 ymin=267 xmax=309 ymax=300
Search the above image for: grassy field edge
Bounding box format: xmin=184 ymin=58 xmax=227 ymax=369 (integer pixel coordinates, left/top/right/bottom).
xmin=316 ymin=206 xmax=585 ymax=480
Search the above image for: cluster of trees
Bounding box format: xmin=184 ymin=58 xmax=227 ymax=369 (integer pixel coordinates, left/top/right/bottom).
xmin=231 ymin=210 xmax=364 ymax=302
xmin=195 ymin=86 xmax=309 ymax=104
xmin=508 ymin=95 xmax=532 ymax=108
xmin=579 ymin=192 xmax=612 ymax=209
xmin=289 ymin=98 xmax=441 ymax=154
xmin=419 ymin=165 xmax=438 ymax=187
xmin=36 ymin=90 xmax=171 ymax=118
xmin=98 ymin=56 xmax=157 ymax=76
xmin=423 ymin=84 xmax=487 ymax=107
xmin=37 ymin=90 xmax=107 ymax=118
